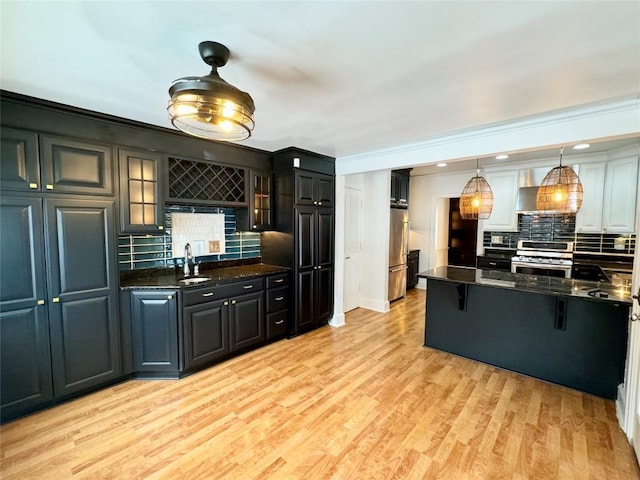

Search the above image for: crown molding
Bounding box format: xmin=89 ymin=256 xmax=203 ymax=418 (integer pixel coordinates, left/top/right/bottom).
xmin=336 ymin=96 xmax=640 ymax=175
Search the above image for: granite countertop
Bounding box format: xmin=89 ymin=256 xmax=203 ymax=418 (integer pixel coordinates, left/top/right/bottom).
xmin=419 ymin=266 xmax=633 ymax=305
xmin=120 ymin=263 xmax=290 ymax=290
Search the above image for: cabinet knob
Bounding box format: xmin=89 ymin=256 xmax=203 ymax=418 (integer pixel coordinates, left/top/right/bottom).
xmin=29 ymin=183 xmax=38 ymax=189
xmin=632 ymin=312 xmax=639 ymax=322
xmin=232 ymin=300 xmax=236 ymax=304
xmin=313 ymin=201 xmax=318 ymax=205
xmin=37 ymin=299 xmax=45 ymax=305
xmin=224 ymin=301 xmax=229 ymax=306
xmin=158 ymin=226 xmax=164 ymax=230
xmin=318 ymin=202 xmax=322 ymax=205
xmin=52 ymin=297 xmax=60 ymax=303
xmin=46 ymin=184 xmax=54 ymax=190
xmin=167 ymin=295 xmax=173 ymax=300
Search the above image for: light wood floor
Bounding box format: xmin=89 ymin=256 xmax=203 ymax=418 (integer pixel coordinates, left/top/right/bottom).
xmin=1 ymin=288 xmax=639 ymax=479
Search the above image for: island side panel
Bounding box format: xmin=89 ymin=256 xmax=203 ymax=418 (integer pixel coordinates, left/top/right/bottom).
xmin=424 ymin=277 xmax=629 ymax=399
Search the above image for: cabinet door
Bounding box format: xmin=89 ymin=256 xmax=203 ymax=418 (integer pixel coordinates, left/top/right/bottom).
xmin=229 ymin=291 xmax=264 ymax=351
xmin=183 ymin=299 xmax=229 ymax=370
xmin=0 ymin=127 xmax=40 ymax=192
xmin=119 ymin=148 xmax=166 ymax=233
xmin=296 ymin=270 xmax=316 ymax=332
xmin=40 ymin=136 xmax=113 ymax=195
xmin=294 ymin=170 xmax=315 ymax=205
xmin=602 ymin=155 xmax=638 ymax=233
xmin=314 ymin=173 xmax=334 ymax=207
xmin=45 ymin=198 xmax=120 ymax=397
xmin=396 ymin=173 xmax=409 ymax=207
xmin=316 ymin=209 xmax=334 ymax=268
xmin=296 ymin=207 xmax=316 ymax=269
xmin=131 ymin=291 xmax=178 ymax=372
xmin=575 ymin=162 xmax=606 ymax=233
xmin=250 ymin=171 xmax=272 ymax=231
xmin=479 ymin=170 xmax=518 ymax=232
xmin=314 ymin=266 xmax=334 ymax=326
xmin=0 ymin=197 xmax=53 ymax=420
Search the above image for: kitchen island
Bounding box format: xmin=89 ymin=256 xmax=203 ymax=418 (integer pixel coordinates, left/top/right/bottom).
xmin=419 ymin=266 xmax=632 ymax=399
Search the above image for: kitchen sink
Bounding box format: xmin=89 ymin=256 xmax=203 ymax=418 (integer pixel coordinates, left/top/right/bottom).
xmin=179 ymin=277 xmax=211 ymax=285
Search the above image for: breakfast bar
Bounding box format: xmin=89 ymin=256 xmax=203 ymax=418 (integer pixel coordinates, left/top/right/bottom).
xmin=420 ymin=266 xmax=632 ymax=399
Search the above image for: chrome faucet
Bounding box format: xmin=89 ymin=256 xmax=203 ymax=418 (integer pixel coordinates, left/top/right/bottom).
xmin=183 ymin=243 xmax=192 ymax=277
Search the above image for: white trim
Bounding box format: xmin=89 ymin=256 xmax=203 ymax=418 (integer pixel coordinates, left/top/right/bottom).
xmin=359 ymin=297 xmax=389 ymax=313
xmin=329 ymin=312 xmax=346 ymax=328
xmin=336 ymin=97 xmax=640 ymax=175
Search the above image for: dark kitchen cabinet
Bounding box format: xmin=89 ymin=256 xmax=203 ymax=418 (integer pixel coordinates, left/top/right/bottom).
xmin=182 ymin=277 xmax=265 ymax=372
xmin=237 ymin=170 xmax=272 ymax=231
xmin=119 ymin=148 xmax=167 ymax=234
xmin=40 ymin=135 xmax=114 ymax=196
xmin=295 ymin=170 xmax=334 ymax=208
xmin=0 ymin=195 xmax=120 ymax=420
xmin=0 ymin=127 xmax=40 ymax=192
xmin=229 ymin=291 xmax=264 ymax=351
xmin=183 ymin=298 xmax=229 ymax=371
xmin=46 ymin=197 xmax=121 ymax=398
xmin=266 ymin=273 xmax=290 ymax=339
xmin=0 ymin=197 xmax=53 ymax=421
xmin=263 ymin=148 xmax=335 ymax=337
xmin=407 ymin=250 xmax=420 ymax=289
xmin=130 ymin=290 xmax=178 ymax=374
xmin=390 ymin=169 xmax=410 ymax=208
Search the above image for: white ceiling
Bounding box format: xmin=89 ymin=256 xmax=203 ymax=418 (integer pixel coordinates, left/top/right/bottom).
xmin=1 ymin=1 xmax=639 ymax=164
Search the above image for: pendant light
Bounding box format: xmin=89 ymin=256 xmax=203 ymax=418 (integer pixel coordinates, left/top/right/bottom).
xmin=168 ymin=41 xmax=255 ymax=142
xmin=536 ymin=147 xmax=583 ymax=213
xmin=460 ymin=159 xmax=494 ymax=220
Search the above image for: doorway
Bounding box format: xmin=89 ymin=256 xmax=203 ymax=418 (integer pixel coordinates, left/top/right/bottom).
xmin=447 ymin=197 xmax=478 ymax=268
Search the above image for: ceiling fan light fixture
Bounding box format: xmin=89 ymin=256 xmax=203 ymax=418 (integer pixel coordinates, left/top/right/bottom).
xmin=168 ymin=41 xmax=255 ymax=142
xmin=536 ymin=147 xmax=583 ymax=213
xmin=459 ymin=159 xmax=494 ymax=220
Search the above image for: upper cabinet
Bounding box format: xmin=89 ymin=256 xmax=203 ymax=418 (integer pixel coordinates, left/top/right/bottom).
xmin=479 ymin=170 xmax=519 ymax=232
xmin=294 ymin=170 xmax=334 ymax=208
xmin=119 ymin=148 xmax=167 ymax=234
xmin=250 ymin=170 xmax=272 ymax=231
xmin=167 ymin=157 xmax=247 ymax=206
xmin=0 ymin=127 xmax=40 ymax=191
xmin=1 ymin=130 xmax=113 ymax=196
xmin=576 ymin=155 xmax=638 ymax=233
xmin=390 ymin=169 xmax=410 ymax=208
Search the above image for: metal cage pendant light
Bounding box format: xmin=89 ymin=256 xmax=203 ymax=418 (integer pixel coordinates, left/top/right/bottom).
xmin=459 ymin=159 xmax=494 ymax=220
xmin=536 ymin=147 xmax=583 ymax=213
xmin=168 ymin=41 xmax=255 ymax=142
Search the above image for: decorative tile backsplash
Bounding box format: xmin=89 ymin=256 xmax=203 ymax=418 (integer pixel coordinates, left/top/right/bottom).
xmin=483 ymin=213 xmax=636 ymax=255
xmin=118 ymin=206 xmax=260 ymax=270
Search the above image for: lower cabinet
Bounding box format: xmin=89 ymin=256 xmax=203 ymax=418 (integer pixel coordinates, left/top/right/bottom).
xmin=266 ymin=273 xmax=290 ymax=339
xmin=407 ymin=250 xmax=419 ymax=289
xmin=183 ymin=298 xmax=229 ymax=371
xmin=130 ymin=290 xmax=179 ymax=375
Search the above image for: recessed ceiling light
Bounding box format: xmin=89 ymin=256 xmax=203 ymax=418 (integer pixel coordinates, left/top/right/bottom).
xmin=436 ymin=163 xmax=447 ymax=167
xmin=573 ymin=143 xmax=590 ymax=150
xmin=495 ymin=154 xmax=509 ymax=160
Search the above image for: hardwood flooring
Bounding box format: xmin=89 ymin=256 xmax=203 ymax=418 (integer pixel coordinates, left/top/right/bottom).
xmin=1 ymin=288 xmax=639 ymax=479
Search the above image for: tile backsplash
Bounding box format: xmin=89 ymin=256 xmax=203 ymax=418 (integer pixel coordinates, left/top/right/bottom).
xmin=118 ymin=206 xmax=260 ymax=270
xmin=483 ymin=213 xmax=636 ymax=255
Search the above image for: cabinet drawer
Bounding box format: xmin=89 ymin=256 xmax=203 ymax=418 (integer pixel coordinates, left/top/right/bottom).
xmin=266 ymin=286 xmax=289 ymax=313
xmin=266 ymin=311 xmax=288 ymax=339
xmin=267 ymin=273 xmax=289 ymax=288
xmin=183 ymin=278 xmax=265 ymax=306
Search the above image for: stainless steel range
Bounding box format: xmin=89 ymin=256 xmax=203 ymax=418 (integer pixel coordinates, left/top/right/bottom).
xmin=511 ymin=240 xmax=573 ymax=278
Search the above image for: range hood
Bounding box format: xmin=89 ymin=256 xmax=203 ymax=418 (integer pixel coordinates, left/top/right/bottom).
xmin=515 ymin=186 xmax=540 ymax=213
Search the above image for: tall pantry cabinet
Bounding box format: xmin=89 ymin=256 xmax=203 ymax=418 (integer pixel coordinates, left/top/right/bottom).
xmin=0 ymin=128 xmax=120 ymax=422
xmin=262 ymin=148 xmax=335 ymax=336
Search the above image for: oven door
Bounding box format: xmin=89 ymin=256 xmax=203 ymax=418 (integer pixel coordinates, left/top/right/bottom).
xmin=511 ymin=262 xmax=572 ymax=278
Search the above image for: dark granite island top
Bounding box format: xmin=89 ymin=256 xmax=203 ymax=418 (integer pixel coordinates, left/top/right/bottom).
xmin=420 ymin=266 xmax=631 ymax=399
xmin=419 ymin=266 xmax=632 ymax=305
xmin=120 ymin=262 xmax=290 ymax=289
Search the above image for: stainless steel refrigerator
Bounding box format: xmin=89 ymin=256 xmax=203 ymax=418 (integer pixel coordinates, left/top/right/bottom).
xmin=388 ymin=208 xmax=409 ymax=301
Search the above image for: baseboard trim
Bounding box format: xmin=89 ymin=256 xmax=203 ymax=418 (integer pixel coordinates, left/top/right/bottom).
xmin=359 ymin=297 xmax=389 ymax=313
xmin=329 ymin=312 xmax=346 ymax=328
